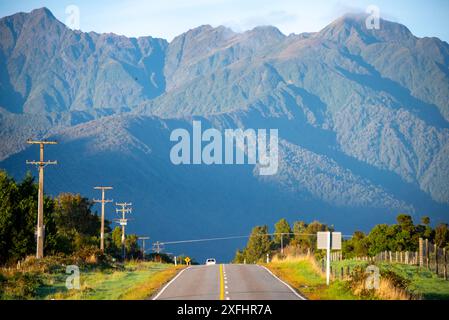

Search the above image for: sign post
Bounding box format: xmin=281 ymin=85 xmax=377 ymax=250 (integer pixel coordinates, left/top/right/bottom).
xmin=317 ymin=231 xmax=342 ymax=286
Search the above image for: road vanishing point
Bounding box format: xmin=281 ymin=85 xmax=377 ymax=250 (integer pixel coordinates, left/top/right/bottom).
xmin=152 ymin=264 xmax=306 ymax=300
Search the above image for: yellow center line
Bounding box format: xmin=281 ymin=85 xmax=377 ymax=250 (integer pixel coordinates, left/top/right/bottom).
xmin=219 ymin=264 xmax=225 ymax=300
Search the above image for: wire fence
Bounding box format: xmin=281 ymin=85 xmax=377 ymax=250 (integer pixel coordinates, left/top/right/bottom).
xmin=336 ymin=238 xmax=448 ymax=280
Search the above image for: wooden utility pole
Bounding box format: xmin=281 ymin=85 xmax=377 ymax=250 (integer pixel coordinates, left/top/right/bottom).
xmin=152 ymin=241 xmax=164 ymax=262
xmin=115 ymin=202 xmax=132 ymax=260
xmin=138 ymin=236 xmax=149 ymax=260
xmin=93 ymin=186 xmax=113 ymax=252
xmin=280 ymin=233 xmax=284 ymax=255
xmin=25 ymin=140 xmax=57 ymax=259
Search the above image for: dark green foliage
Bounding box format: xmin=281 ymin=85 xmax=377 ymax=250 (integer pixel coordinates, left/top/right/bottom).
xmin=106 ymin=226 xmax=140 ymax=260
xmin=233 ymin=249 xmax=245 ymax=263
xmin=343 ymin=214 xmax=449 ymax=257
xmin=53 ymin=193 xmax=108 ymax=254
xmin=290 ymin=220 xmax=331 ymax=250
xmin=0 ymin=171 xmax=57 ymax=264
xmin=0 ymin=170 xmax=136 ymax=264
xmin=241 ymin=225 xmax=272 ymax=263
xmin=273 ymin=218 xmax=292 ymax=248
xmin=434 ymin=223 xmax=449 ymax=249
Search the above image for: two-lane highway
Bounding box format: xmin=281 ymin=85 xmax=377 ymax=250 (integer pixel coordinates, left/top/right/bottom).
xmin=152 ymin=264 xmax=305 ymax=300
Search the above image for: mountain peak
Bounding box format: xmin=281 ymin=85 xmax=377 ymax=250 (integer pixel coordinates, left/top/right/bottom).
xmin=247 ymin=25 xmax=285 ymax=40
xmin=29 ymin=7 xmax=55 ymax=19
xmin=319 ymin=13 xmax=414 ymax=44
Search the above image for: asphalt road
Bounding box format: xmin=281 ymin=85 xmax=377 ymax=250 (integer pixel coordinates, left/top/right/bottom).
xmin=152 ymin=264 xmax=305 ymax=300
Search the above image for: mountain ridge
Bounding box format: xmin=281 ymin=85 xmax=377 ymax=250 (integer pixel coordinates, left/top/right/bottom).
xmin=1 ymin=8 xmax=448 ymax=260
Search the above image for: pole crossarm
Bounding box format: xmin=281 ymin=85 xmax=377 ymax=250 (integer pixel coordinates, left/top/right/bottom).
xmin=93 ymin=199 xmax=113 ymax=203
xmin=27 ymin=140 xmax=57 ymax=145
xmin=26 ymin=160 xmax=57 ymax=166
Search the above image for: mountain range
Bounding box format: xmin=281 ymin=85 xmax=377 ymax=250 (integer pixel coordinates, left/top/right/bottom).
xmin=1 ymin=8 xmax=448 ymax=261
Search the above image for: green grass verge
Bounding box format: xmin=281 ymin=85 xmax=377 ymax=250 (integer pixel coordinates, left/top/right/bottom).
xmin=1 ymin=261 xmax=181 ymax=300
xmin=331 ymin=260 xmax=449 ymax=300
xmin=266 ymin=258 xmax=358 ymax=300
xmin=42 ymin=262 xmax=181 ymax=300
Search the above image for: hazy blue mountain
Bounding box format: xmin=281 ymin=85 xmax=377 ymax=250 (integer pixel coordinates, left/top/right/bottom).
xmin=1 ymin=8 xmax=448 ymax=261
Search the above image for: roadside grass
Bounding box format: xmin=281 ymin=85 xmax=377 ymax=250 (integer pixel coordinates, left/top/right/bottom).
xmin=42 ymin=262 xmax=182 ymax=300
xmin=265 ymin=256 xmax=358 ymax=300
xmin=331 ymin=259 xmax=449 ymax=300
xmin=1 ymin=261 xmax=182 ymax=300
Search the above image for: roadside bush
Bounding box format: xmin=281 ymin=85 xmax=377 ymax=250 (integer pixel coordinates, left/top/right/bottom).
xmin=0 ymin=272 xmax=43 ymax=299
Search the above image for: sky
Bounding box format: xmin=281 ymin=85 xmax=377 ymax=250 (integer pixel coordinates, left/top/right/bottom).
xmin=0 ymin=0 xmax=448 ymax=42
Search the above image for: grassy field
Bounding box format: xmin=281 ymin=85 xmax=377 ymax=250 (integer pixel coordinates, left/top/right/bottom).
xmin=265 ymin=256 xmax=358 ymax=300
xmin=331 ymin=259 xmax=449 ymax=300
xmin=1 ymin=261 xmax=182 ymax=300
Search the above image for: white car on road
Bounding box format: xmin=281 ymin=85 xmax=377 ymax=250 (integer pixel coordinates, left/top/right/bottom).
xmin=205 ymin=258 xmax=216 ymax=265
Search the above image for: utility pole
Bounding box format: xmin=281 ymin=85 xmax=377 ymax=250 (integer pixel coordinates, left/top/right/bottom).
xmin=153 ymin=241 xmax=164 ymax=254
xmin=25 ymin=139 xmax=57 ymax=259
xmin=93 ymin=187 xmax=113 ymax=252
xmin=280 ymin=233 xmax=284 ymax=255
xmin=152 ymin=241 xmax=164 ymax=263
xmin=138 ymin=236 xmax=149 ymax=260
xmin=115 ymin=202 xmax=132 ymax=261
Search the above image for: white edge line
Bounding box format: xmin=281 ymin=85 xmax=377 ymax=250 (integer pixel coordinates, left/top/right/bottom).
xmin=259 ymin=265 xmax=307 ymax=300
xmin=152 ymin=266 xmax=191 ymax=300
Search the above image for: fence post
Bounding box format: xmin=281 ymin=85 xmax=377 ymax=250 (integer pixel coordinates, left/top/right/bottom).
xmin=419 ymin=238 xmax=424 ymax=267
xmin=389 ymin=251 xmax=392 ymax=263
xmin=425 ymin=239 xmax=429 ymax=269
xmin=435 ymin=244 xmax=439 ymax=275
xmin=444 ymin=248 xmax=447 ymax=281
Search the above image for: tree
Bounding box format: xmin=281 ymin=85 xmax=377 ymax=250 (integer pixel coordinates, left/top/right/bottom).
xmin=54 ymin=193 xmax=101 ymax=236
xmin=291 ymin=221 xmax=308 ymax=248
xmin=435 ymin=223 xmax=449 ymax=249
xmin=421 ymin=216 xmax=430 ymax=226
xmin=125 ymin=234 xmax=139 ymax=259
xmin=395 ymin=214 xmax=417 ymax=251
xmin=417 ymin=216 xmax=433 ymax=239
xmin=305 ymin=221 xmax=330 ymax=249
xmin=53 ymin=193 xmax=109 ymax=253
xmin=244 ymin=225 xmax=272 ymax=263
xmin=233 ymin=249 xmax=245 ymax=263
xmin=0 ymin=171 xmax=57 ymax=264
xmin=273 ymin=218 xmax=292 ymax=249
xmin=111 ymin=226 xmax=123 ymax=251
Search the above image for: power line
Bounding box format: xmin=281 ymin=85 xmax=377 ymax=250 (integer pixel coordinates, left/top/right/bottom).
xmin=159 ymin=232 xmax=352 ymax=246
